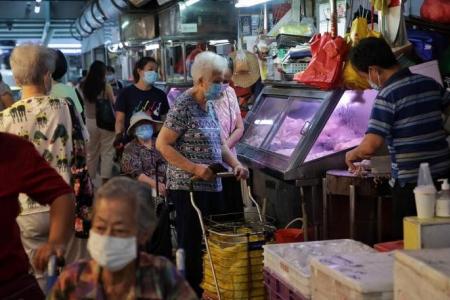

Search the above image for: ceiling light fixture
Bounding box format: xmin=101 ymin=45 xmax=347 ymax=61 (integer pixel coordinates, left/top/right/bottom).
xmin=35 ymin=0 xmax=42 ymax=3
xmin=180 ymin=0 xmax=200 ymax=10
xmin=34 ymin=5 xmax=41 ymax=14
xmin=235 ymin=0 xmax=271 ymax=8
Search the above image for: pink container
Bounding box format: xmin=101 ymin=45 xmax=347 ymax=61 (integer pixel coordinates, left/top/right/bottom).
xmin=263 ymin=268 xmax=308 ymax=300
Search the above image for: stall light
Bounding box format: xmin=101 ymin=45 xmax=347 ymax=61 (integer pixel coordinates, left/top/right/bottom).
xmin=209 ymin=40 xmax=230 ymax=46
xmin=121 ymin=20 xmax=130 ymax=29
xmin=254 ymin=119 xmax=273 ymax=125
xmin=124 ymin=42 xmax=130 ymax=47
xmin=145 ymin=44 xmax=160 ymax=51
xmin=35 ymin=0 xmax=42 ymax=2
xmin=48 ymin=43 xmax=81 ymax=49
xmin=59 ymin=49 xmax=82 ymax=55
xmin=34 ymin=5 xmax=40 ymax=14
xmin=235 ymin=0 xmax=271 ymax=8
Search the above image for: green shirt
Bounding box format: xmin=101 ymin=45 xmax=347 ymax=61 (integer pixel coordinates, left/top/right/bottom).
xmin=51 ymin=82 xmax=83 ymax=114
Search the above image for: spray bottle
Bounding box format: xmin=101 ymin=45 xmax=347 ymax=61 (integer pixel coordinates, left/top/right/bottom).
xmin=436 ymin=179 xmax=450 ymax=217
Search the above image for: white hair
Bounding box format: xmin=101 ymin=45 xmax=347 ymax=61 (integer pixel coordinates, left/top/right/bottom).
xmin=95 ymin=177 xmax=156 ymax=233
xmin=191 ymin=51 xmax=228 ymax=84
xmin=10 ymin=44 xmax=56 ymax=86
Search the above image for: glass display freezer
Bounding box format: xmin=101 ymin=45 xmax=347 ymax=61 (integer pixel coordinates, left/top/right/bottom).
xmin=237 ymin=84 xmax=378 ymax=180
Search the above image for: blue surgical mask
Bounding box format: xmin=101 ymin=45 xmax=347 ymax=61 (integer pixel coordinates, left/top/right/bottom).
xmin=143 ymin=71 xmax=158 ymax=85
xmin=135 ymin=124 xmax=154 ymax=141
xmin=205 ymin=83 xmax=223 ymax=101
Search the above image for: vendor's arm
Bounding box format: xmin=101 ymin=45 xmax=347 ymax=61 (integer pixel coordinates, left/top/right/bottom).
xmin=156 ymin=127 xmax=214 ymax=181
xmin=345 ymin=133 xmax=384 ymax=171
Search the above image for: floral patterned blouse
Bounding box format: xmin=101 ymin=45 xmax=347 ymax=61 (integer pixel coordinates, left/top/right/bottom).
xmin=120 ymin=139 xmax=166 ymax=184
xmin=47 ymin=253 xmax=198 ymax=300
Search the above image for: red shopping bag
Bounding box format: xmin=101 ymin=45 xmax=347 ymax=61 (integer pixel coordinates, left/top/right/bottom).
xmin=295 ymin=33 xmax=348 ymax=90
xmin=421 ymin=0 xmax=450 ymax=24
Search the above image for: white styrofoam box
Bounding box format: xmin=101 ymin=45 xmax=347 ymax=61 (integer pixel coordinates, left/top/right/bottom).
xmin=263 ymin=240 xmax=375 ymax=298
xmin=311 ymin=252 xmax=394 ymax=300
xmin=395 ymin=249 xmax=450 ymax=300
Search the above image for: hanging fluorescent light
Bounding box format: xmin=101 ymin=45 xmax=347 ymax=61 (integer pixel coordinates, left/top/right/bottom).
xmin=235 ymin=0 xmax=271 ymax=8
xmin=121 ymin=20 xmax=130 ymax=29
xmin=34 ymin=5 xmax=40 ymax=14
xmin=180 ymin=0 xmax=200 ymax=10
xmin=209 ymin=40 xmax=231 ymax=46
xmin=145 ymin=44 xmax=160 ymax=51
xmin=35 ymin=0 xmax=42 ymax=3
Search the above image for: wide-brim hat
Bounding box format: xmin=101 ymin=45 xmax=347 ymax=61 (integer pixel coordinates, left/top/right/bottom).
xmin=127 ymin=111 xmax=163 ymax=136
xmin=230 ymin=50 xmax=261 ymax=88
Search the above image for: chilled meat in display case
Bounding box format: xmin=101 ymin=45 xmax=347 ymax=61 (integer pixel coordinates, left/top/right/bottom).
xmin=237 ymin=85 xmax=378 ymax=180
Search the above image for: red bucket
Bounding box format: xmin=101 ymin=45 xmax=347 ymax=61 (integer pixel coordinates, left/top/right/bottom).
xmin=274 ymin=228 xmax=305 ymax=243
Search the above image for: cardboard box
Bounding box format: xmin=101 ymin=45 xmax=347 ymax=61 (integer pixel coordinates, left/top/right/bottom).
xmin=403 ymin=217 xmax=450 ymax=250
xmin=394 ymin=249 xmax=450 ymax=300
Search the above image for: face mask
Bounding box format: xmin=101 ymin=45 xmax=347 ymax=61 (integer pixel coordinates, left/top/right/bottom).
xmin=205 ymin=83 xmax=223 ymax=101
xmin=368 ymin=70 xmax=381 ymax=90
xmin=87 ymin=230 xmax=137 ymax=272
xmin=106 ymin=75 xmax=115 ymax=82
xmin=135 ymin=124 xmax=154 ymax=141
xmin=143 ymin=71 xmax=158 ymax=85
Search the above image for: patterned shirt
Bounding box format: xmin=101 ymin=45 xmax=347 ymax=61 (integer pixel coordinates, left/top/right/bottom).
xmin=213 ymin=86 xmax=240 ymax=154
xmin=164 ymin=90 xmax=223 ymax=192
xmin=48 ymin=253 xmax=198 ymax=300
xmin=367 ymin=68 xmax=450 ymax=185
xmin=121 ymin=139 xmax=166 ymax=183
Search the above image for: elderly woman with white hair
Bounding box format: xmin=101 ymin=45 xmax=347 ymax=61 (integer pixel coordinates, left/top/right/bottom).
xmin=156 ymin=51 xmax=249 ymax=296
xmin=0 ymin=44 xmax=91 ymax=290
xmin=48 ymin=177 xmax=197 ymax=299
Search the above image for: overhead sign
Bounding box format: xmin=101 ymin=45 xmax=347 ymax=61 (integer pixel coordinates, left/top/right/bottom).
xmin=181 ymin=23 xmax=198 ymax=33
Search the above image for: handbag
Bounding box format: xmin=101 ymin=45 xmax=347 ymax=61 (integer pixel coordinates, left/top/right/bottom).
xmin=294 ymin=33 xmax=348 ymax=90
xmin=95 ymin=90 xmax=115 ymax=131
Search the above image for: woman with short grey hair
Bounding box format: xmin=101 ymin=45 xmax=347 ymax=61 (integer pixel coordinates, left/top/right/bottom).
xmin=0 ymin=44 xmax=91 ymax=290
xmin=49 ymin=177 xmax=198 ymax=300
xmin=156 ymin=51 xmax=249 ymax=296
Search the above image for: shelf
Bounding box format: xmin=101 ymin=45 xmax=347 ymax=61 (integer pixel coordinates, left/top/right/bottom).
xmin=406 ymin=16 xmax=450 ymax=36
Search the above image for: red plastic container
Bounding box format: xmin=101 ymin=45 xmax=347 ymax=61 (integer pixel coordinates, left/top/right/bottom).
xmin=264 ymin=268 xmax=308 ymax=300
xmin=274 ymin=228 xmax=305 ymax=243
xmin=374 ymin=240 xmax=404 ymax=252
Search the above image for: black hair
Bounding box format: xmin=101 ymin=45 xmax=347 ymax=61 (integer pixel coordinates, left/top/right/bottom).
xmin=227 ymin=56 xmax=234 ymax=73
xmin=106 ymin=66 xmax=115 ymax=73
xmin=0 ymin=73 xmax=2 ymax=82
xmin=81 ymin=60 xmax=106 ymax=103
xmin=52 ymin=49 xmax=68 ymax=81
xmin=82 ymin=69 xmax=87 ymax=76
xmin=133 ymin=57 xmax=157 ymax=83
xmin=350 ymin=37 xmax=398 ymax=73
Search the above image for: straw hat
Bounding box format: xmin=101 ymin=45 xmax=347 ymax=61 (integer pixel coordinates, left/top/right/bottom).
xmin=229 ymin=50 xmax=261 ymax=88
xmin=127 ymin=111 xmax=162 ymax=136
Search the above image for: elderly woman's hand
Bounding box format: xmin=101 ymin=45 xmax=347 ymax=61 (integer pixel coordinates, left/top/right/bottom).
xmin=34 ymin=243 xmax=65 ymax=272
xmin=193 ymin=164 xmax=216 ymax=181
xmin=234 ymin=164 xmax=249 ymax=181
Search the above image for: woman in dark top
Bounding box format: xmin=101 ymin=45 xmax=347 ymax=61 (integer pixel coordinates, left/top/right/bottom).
xmin=79 ymin=61 xmax=116 ymax=184
xmin=114 ymin=57 xmax=169 ymax=147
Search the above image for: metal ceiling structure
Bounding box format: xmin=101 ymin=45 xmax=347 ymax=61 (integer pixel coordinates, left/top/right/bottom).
xmin=0 ymin=0 xmax=87 ymax=45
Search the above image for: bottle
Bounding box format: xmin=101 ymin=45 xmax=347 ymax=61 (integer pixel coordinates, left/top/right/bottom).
xmin=436 ymin=179 xmax=450 ymax=217
xmin=414 ymin=163 xmax=437 ymax=218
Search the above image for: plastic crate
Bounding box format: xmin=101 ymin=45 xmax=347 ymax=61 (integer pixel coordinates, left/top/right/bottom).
xmin=281 ymin=63 xmax=308 ymax=74
xmin=374 ymin=240 xmax=404 ymax=252
xmin=264 ymin=268 xmax=308 ymax=300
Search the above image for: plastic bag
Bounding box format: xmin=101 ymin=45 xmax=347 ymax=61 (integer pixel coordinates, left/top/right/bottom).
xmin=421 ymin=0 xmax=450 ymax=24
xmin=295 ymin=33 xmax=348 ymax=90
xmin=343 ymin=61 xmax=370 ymax=90
xmin=235 ymin=50 xmax=250 ymax=74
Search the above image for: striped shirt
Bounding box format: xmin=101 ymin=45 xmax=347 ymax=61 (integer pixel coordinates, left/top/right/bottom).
xmin=367 ymin=68 xmax=450 ymax=185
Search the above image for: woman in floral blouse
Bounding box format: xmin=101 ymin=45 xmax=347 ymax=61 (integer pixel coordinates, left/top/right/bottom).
xmin=48 ymin=177 xmax=197 ymax=300
xmin=121 ymin=111 xmax=167 ymax=196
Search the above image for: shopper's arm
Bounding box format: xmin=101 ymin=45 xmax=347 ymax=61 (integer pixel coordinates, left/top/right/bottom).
xmin=221 ymin=141 xmax=248 ymax=180
xmin=345 ymin=133 xmax=384 ymax=171
xmin=115 ymin=112 xmax=125 ymax=134
xmin=156 ymin=127 xmax=214 ymax=181
xmin=226 ymin=111 xmax=244 ymax=149
xmin=106 ymin=84 xmax=116 ymax=104
xmin=34 ymin=193 xmax=75 ymax=271
xmin=0 ymin=92 xmax=14 ymax=108
xmin=137 ymin=174 xmax=166 ymax=196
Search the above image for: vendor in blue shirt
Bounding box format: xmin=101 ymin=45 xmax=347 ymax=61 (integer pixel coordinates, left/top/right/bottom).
xmin=345 ymin=37 xmax=450 ymax=240
xmin=114 ymin=57 xmax=169 ymax=147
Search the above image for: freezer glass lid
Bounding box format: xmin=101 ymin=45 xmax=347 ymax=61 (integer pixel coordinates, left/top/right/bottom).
xmin=305 ymin=89 xmax=378 ymax=162
xmin=266 ymin=98 xmax=322 ymax=157
xmin=241 ymin=96 xmax=289 ymax=148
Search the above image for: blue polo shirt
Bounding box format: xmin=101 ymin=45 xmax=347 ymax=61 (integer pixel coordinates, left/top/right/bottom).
xmin=367 ymin=68 xmax=450 ymax=185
